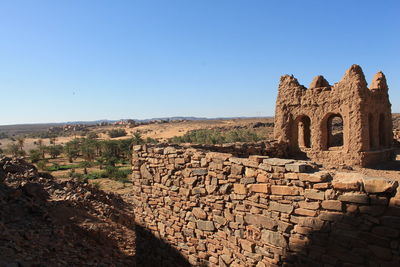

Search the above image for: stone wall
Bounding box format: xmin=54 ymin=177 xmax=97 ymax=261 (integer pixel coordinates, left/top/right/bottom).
xmin=132 ymin=144 xmax=400 ymax=266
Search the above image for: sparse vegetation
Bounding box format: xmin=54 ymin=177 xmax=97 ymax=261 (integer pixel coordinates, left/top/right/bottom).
xmin=29 ymin=149 xmax=41 ymax=163
xmin=108 ymin=129 xmax=127 ymax=138
xmin=168 ymin=128 xmax=266 ymax=144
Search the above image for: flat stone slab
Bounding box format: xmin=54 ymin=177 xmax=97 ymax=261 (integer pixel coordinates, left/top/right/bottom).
xmin=263 ymin=158 xmax=295 ymax=166
xmin=332 ymin=172 xmax=363 ymax=191
xmin=362 ymin=176 xmax=398 ymax=193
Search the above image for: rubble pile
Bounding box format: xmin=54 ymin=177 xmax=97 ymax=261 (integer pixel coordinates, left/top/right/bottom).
xmin=0 ymin=157 xmax=135 ymax=266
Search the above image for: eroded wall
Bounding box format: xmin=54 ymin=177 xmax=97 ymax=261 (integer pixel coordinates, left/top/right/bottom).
xmin=274 ymin=65 xmax=394 ymax=167
xmin=132 ymin=144 xmax=400 ymax=266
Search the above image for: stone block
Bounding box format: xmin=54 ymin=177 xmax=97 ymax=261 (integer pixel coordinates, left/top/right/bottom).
xmin=313 ymin=183 xmax=330 ymax=190
xmin=234 ymin=184 xmax=247 ymax=195
xmin=258 ymin=163 xmax=272 ymax=172
xmin=245 ymin=168 xmax=257 ymax=177
xmin=263 ymin=158 xmax=294 ymax=166
xmin=362 ymin=176 xmax=398 ymax=193
xmin=298 ymin=217 xmax=324 ymax=230
xmin=244 ymin=214 xmax=277 ymax=229
xmin=270 ymin=185 xmax=300 ymax=196
xmin=269 ymin=201 xmax=294 ymax=214
xmin=304 ymin=189 xmax=325 ymax=200
xmin=298 ymin=201 xmax=320 ymax=210
xmin=284 ymin=172 xmax=299 ymax=180
xmin=214 ymin=215 xmax=227 ymax=226
xmin=192 ymin=207 xmax=207 ymax=219
xmin=231 ymin=164 xmax=244 ymax=175
xmin=240 ymin=239 xmax=255 ymax=253
xmin=261 ymin=230 xmax=287 ymax=247
xmin=241 ymin=177 xmax=256 ymax=184
xmin=318 ymin=211 xmax=343 ymax=221
xmin=289 ymin=237 xmax=308 ymax=252
xmin=299 ymin=171 xmax=330 ymax=183
xmin=332 ymin=172 xmax=363 ymax=191
xmin=338 ymin=193 xmax=368 ymax=204
xmin=294 ymin=208 xmax=317 ymax=217
xmin=197 ymin=220 xmax=215 ymax=231
xmin=163 ymin=146 xmax=177 ymax=154
xmin=285 ymin=162 xmax=308 ymax=173
xmin=249 ymin=184 xmax=270 ymax=194
xmin=321 ymin=200 xmax=342 ymax=211
xmin=192 ymin=168 xmax=208 ymax=176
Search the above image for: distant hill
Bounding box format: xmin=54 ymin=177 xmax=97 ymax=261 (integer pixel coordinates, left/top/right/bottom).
xmin=0 ymin=116 xmax=272 ymax=136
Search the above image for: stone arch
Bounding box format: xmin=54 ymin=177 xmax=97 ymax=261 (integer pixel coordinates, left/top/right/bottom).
xmin=295 ymin=115 xmax=311 ymax=149
xmin=379 ymin=113 xmax=386 ymax=147
xmin=321 ymin=113 xmax=344 ymax=150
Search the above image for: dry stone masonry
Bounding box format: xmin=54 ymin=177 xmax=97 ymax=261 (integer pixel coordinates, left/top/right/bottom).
xmin=274 ymin=64 xmax=394 ymax=167
xmin=132 ymin=144 xmax=400 ymax=266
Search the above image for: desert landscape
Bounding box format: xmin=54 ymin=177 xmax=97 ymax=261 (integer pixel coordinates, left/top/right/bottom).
xmin=1 ymin=1 xmax=400 ymax=267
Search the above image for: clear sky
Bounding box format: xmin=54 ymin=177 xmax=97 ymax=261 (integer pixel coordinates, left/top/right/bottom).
xmin=0 ymin=0 xmax=399 ymax=125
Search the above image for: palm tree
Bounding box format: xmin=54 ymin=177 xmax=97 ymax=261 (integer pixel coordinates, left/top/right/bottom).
xmin=16 ymin=136 xmax=25 ymax=152
xmin=132 ymin=131 xmax=144 ymax=145
xmin=36 ymin=139 xmax=46 ymax=159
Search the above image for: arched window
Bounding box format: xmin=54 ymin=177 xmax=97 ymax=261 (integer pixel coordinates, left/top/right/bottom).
xmin=297 ymin=116 xmax=311 ymax=148
xmin=368 ymin=114 xmax=374 ymax=149
xmin=379 ymin=114 xmax=386 ymax=147
xmin=327 ymin=114 xmax=344 ymax=148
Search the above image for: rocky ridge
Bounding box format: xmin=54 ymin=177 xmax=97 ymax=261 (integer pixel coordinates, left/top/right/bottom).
xmin=0 ymin=157 xmax=135 ymax=267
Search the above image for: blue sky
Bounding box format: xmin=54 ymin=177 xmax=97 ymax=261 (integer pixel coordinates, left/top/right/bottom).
xmin=0 ymin=0 xmax=399 ymax=125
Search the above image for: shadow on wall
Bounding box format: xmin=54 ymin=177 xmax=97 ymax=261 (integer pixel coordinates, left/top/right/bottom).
xmin=282 ymin=199 xmax=400 ymax=266
xmin=369 ymin=156 xmax=400 ymax=171
xmin=0 ymin=177 xmax=194 ymax=267
xmin=135 ymin=224 xmax=193 ymax=267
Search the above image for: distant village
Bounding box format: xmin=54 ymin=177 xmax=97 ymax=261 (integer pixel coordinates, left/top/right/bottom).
xmin=48 ymin=118 xmax=188 ymax=133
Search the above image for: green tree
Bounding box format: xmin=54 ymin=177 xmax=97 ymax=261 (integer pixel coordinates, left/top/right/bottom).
xmin=29 ymin=149 xmax=41 ymax=163
xmin=132 ymin=131 xmax=144 ymax=145
xmin=47 ymin=145 xmax=63 ymax=159
xmin=16 ymin=136 xmax=25 ymax=152
xmin=101 ymin=140 xmax=120 ymax=167
xmin=64 ymin=139 xmax=80 ymax=162
xmin=108 ymin=129 xmax=127 ymax=138
xmin=81 ymin=138 xmax=97 ymax=162
xmin=80 ymin=161 xmax=92 ymax=175
xmin=37 ymin=160 xmax=47 ymax=171
xmin=36 ymin=139 xmax=46 ymax=159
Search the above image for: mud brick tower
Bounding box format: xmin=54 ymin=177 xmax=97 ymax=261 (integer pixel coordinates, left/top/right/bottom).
xmin=274 ymin=64 xmax=394 ymax=166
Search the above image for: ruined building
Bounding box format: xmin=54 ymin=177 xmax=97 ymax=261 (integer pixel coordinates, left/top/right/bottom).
xmin=274 ymin=64 xmax=394 ymax=167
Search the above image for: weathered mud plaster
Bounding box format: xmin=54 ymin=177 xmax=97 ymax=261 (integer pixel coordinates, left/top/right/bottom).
xmin=274 ymin=65 xmax=394 ymax=167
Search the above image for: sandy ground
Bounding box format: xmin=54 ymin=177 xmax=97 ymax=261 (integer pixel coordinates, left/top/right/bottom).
xmin=0 ymin=117 xmax=274 ymax=152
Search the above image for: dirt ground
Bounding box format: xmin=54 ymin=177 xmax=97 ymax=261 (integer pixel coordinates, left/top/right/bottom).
xmin=0 ymin=117 xmax=274 ymax=152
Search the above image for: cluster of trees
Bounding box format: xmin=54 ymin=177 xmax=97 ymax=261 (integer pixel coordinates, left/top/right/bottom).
xmin=5 ymin=137 xmax=28 ymax=157
xmin=25 ymin=131 xmax=157 ymax=182
xmin=107 ymin=129 xmax=127 ymax=138
xmin=1 ymin=131 xmax=158 ymax=182
xmin=168 ymin=128 xmax=264 ymax=144
xmin=26 ymin=131 xmax=156 ymax=165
